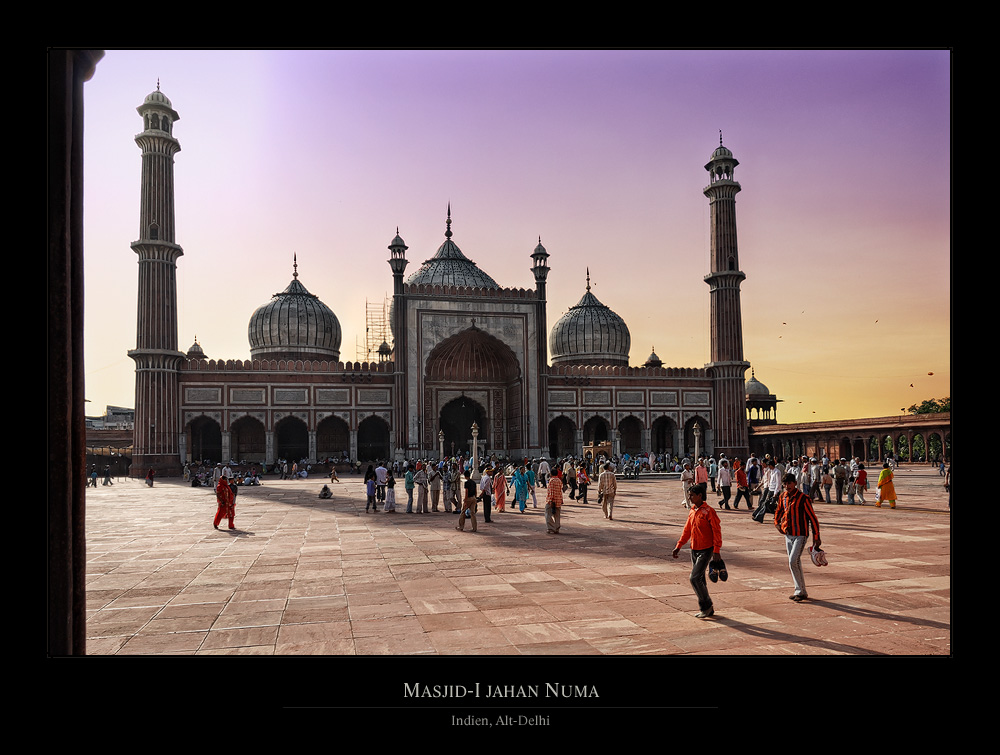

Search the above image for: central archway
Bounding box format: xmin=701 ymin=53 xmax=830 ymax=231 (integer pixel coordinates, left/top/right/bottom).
xmin=425 ymin=324 xmax=523 ymax=454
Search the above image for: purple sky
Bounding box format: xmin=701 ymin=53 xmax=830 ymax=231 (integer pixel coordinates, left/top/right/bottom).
xmin=82 ymin=49 xmax=950 ymax=424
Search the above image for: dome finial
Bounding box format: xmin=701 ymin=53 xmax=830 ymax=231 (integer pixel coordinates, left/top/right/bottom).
xmin=586 ymin=267 xmax=591 ymax=292
xmin=293 ymin=253 xmax=298 ymax=279
xmin=445 ymin=203 xmax=452 ymax=239
xmin=719 ymin=129 xmax=723 ymax=146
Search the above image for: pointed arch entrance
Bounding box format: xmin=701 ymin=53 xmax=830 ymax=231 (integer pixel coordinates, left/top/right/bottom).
xmin=276 ymin=416 xmax=308 ymax=461
xmin=231 ymin=415 xmax=265 ymax=461
xmin=424 ymin=324 xmax=523 ymax=455
xmin=358 ymin=415 xmax=390 ymax=462
xmin=187 ymin=415 xmax=222 ymax=463
xmin=548 ymin=416 xmax=575 ymax=459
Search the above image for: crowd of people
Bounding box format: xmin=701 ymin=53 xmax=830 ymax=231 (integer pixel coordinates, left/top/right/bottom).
xmin=346 ymin=453 xmax=629 ymax=529
xmin=183 ymin=460 xmax=265 ymax=487
xmin=676 ymin=453 xmax=907 ymax=512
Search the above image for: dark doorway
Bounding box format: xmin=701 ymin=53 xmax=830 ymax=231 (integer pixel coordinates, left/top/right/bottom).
xmin=618 ymin=416 xmax=643 ymax=456
xmin=440 ymin=396 xmax=486 ymax=457
xmin=358 ymin=415 xmax=390 ymax=462
xmin=548 ymin=416 xmax=575 ymax=459
xmin=276 ymin=416 xmax=309 ymax=461
xmin=231 ymin=415 xmax=266 ymax=462
xmin=583 ymin=416 xmax=609 ymax=446
xmin=188 ymin=416 xmax=222 ymax=463
xmin=651 ymin=416 xmax=674 ymax=456
xmin=317 ymin=415 xmax=350 ymax=460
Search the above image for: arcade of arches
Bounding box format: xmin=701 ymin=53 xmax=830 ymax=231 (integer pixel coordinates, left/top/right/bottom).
xmin=548 ymin=414 xmax=712 ymax=461
xmin=748 ymin=413 xmax=951 ymax=463
xmin=183 ymin=413 xmax=390 ymax=464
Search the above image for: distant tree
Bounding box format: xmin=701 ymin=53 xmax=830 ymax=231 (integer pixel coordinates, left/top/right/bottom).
xmin=907 ymin=397 xmax=950 ymax=415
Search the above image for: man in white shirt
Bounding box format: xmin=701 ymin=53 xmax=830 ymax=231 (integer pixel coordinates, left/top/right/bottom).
xmin=479 ymin=468 xmax=493 ymax=523
xmin=375 ymin=461 xmax=388 ymax=504
xmin=537 ymin=458 xmax=550 ymax=488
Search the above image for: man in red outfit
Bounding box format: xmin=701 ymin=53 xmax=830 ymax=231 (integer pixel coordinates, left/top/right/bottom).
xmin=672 ymin=483 xmax=723 ymax=618
xmin=214 ymin=474 xmax=236 ymax=530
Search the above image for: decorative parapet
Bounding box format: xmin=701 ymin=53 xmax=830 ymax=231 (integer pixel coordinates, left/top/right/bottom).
xmin=548 ymin=364 xmax=709 ymax=379
xmin=181 ymin=358 xmax=395 ymax=373
xmin=404 ymin=282 xmax=537 ymax=300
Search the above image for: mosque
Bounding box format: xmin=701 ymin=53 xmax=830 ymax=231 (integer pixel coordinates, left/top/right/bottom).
xmin=128 ymin=86 xmax=761 ymax=476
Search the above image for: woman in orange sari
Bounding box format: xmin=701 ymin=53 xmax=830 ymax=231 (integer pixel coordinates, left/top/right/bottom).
xmin=876 ymin=461 xmax=897 ymax=509
xmin=214 ymin=474 xmax=236 ymax=529
xmin=493 ymin=466 xmax=507 ymax=512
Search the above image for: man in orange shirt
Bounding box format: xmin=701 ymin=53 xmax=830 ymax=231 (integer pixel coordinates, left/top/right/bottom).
xmin=672 ymin=483 xmax=723 ymax=618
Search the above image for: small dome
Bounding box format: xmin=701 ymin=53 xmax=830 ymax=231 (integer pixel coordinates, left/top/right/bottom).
xmin=187 ymin=337 xmax=207 ymax=360
xmin=248 ymin=261 xmax=341 ymax=361
xmin=746 ymin=371 xmax=771 ymax=396
xmin=144 ymin=89 xmax=173 ymax=108
xmin=550 ymin=272 xmax=630 ymax=366
xmin=643 ymin=348 xmax=662 ymax=368
xmin=137 ymin=83 xmax=179 ymax=122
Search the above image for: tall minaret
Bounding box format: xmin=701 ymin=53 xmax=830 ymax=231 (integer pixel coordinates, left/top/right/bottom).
xmin=128 ymin=84 xmax=185 ymax=476
xmin=703 ymin=133 xmax=750 ymax=459
xmin=531 ymin=237 xmax=550 ymax=454
xmin=388 ymin=227 xmax=409 ymax=460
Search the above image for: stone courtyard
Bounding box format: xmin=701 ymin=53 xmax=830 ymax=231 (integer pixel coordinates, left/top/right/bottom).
xmin=83 ymin=465 xmax=950 ymax=657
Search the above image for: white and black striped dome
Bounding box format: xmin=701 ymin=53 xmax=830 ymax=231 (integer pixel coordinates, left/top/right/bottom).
xmin=549 ymin=273 xmax=630 ymax=366
xmin=405 ymin=208 xmax=500 ymax=290
xmin=248 ymin=260 xmax=341 ymax=362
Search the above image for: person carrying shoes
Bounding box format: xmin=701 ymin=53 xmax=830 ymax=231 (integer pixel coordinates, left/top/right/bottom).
xmin=672 ymin=483 xmax=723 ymax=619
xmin=774 ymin=473 xmax=821 ymax=602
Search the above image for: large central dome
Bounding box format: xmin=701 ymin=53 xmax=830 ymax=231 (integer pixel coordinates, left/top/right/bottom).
xmin=248 ymin=258 xmax=342 ymax=362
xmin=550 ymin=271 xmax=630 ymax=366
xmin=405 ymin=208 xmax=500 ymax=289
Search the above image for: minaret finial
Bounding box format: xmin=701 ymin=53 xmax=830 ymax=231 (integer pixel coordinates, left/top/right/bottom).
xmin=586 ymin=267 xmax=591 ymax=291
xmin=293 ymin=253 xmax=298 ymax=279
xmin=157 ymin=78 xmax=161 ymax=91
xmin=445 ymin=203 xmax=452 ymax=239
xmin=719 ymin=129 xmax=723 ymax=146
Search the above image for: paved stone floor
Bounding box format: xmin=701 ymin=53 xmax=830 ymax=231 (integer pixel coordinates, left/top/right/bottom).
xmin=83 ymin=464 xmax=950 ymax=658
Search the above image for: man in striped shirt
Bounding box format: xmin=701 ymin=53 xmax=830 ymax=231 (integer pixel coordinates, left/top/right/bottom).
xmin=774 ymin=473 xmax=822 ymax=602
xmin=545 ymin=469 xmax=564 ymax=534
